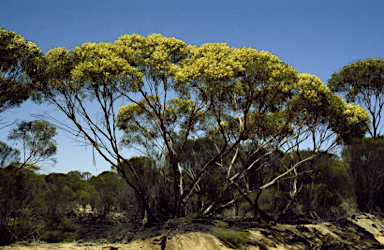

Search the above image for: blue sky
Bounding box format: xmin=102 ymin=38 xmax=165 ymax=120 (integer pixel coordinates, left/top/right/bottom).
xmin=1 ymin=0 xmax=383 ymax=175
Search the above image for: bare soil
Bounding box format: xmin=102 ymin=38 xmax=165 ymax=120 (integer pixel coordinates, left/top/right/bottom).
xmin=2 ymin=213 xmax=384 ymax=250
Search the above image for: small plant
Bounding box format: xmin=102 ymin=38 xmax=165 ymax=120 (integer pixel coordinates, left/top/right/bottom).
xmin=217 ymin=227 xmax=250 ymax=248
xmin=215 ymin=220 xmax=250 ymax=248
xmin=214 ymin=220 xmax=229 ymax=228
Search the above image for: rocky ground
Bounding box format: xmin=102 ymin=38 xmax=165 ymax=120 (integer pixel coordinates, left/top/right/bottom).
xmin=2 ymin=213 xmax=384 ymax=250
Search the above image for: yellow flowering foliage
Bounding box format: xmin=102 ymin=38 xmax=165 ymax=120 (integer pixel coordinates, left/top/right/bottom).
xmin=115 ymin=33 xmax=188 ymax=82
xmin=45 ymin=47 xmax=78 ymax=91
xmin=70 ymin=42 xmax=140 ymax=84
xmin=328 ymin=59 xmax=384 ymax=138
xmin=240 ymin=49 xmax=298 ymax=92
xmin=328 ymin=58 xmax=384 ymax=102
xmin=335 ymin=103 xmax=369 ymax=142
xmin=168 ymin=97 xmax=196 ymax=113
xmin=46 ymin=33 xmax=185 ymax=92
xmin=106 ymin=33 xmax=189 ymax=94
xmin=43 ymin=31 xmax=369 ymax=144
xmin=173 ymin=43 xmax=299 ymax=116
xmin=0 ymin=28 xmax=42 ymax=76
xmin=343 ymin=104 xmax=369 ymax=125
xmin=113 ymin=33 xmax=146 ymax=60
xmin=293 ymin=73 xmax=331 ymax=110
xmin=205 ymin=69 xmax=368 ymax=142
xmin=173 ymin=43 xmax=245 ymax=82
xmin=0 ymin=28 xmax=44 ymax=111
xmin=239 ymin=50 xmax=298 ymax=111
xmin=175 ymin=44 xmax=296 ymax=84
xmin=290 ymin=73 xmax=369 ymax=141
xmin=46 ymin=47 xmax=70 ymax=63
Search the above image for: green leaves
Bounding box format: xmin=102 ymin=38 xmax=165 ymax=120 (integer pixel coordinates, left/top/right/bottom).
xmin=343 ymin=137 xmax=384 ymax=211
xmin=7 ymin=120 xmax=57 ymax=168
xmin=0 ymin=141 xmax=20 ymax=168
xmin=117 ymin=95 xmax=200 ymax=147
xmin=328 ymin=59 xmax=384 ymax=102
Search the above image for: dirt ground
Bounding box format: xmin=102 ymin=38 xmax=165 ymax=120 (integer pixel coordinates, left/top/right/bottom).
xmin=2 ymin=213 xmax=384 ymax=250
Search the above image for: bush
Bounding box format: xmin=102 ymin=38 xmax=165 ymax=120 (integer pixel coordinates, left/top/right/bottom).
xmin=40 ymin=219 xmax=79 ymax=243
xmin=217 ymin=228 xmax=250 ymax=248
xmin=215 ymin=221 xmax=250 ymax=248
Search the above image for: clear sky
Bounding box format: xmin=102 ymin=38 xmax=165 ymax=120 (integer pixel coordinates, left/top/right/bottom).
xmin=1 ymin=0 xmax=383 ymax=176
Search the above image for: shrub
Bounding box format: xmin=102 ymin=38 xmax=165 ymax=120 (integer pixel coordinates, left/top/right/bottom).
xmin=215 ymin=221 xmax=250 ymax=248
xmin=40 ymin=219 xmax=79 ymax=243
xmin=217 ymin=228 xmax=250 ymax=248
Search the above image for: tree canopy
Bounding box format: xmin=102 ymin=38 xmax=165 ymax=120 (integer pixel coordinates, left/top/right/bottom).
xmin=27 ymin=32 xmax=370 ymax=221
xmin=0 ymin=28 xmax=43 ymax=115
xmin=328 ymin=58 xmax=384 ymax=139
xmin=7 ymin=120 xmax=57 ymax=169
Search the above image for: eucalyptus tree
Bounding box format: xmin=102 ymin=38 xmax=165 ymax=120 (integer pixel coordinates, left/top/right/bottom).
xmin=172 ymin=44 xmax=369 ymax=217
xmin=89 ymin=171 xmax=125 ymax=216
xmin=0 ymin=28 xmax=45 ymax=173
xmin=39 ymin=34 xmax=369 ymax=221
xmin=7 ymin=120 xmax=57 ymax=170
xmin=40 ymin=34 xmax=192 ymax=221
xmin=0 ymin=167 xmax=48 ymax=243
xmin=328 ymin=59 xmax=384 ymax=139
xmin=0 ymin=28 xmax=43 ymax=115
xmin=118 ymin=42 xmax=369 ymax=219
xmin=342 ymin=137 xmax=384 ymax=212
xmin=114 ymin=34 xmax=209 ymax=217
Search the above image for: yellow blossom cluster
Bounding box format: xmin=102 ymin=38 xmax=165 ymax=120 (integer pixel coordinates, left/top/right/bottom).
xmin=42 ymin=32 xmax=369 ymax=143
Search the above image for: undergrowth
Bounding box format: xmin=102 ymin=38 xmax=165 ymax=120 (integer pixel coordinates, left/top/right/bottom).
xmin=214 ymin=221 xmax=250 ymax=248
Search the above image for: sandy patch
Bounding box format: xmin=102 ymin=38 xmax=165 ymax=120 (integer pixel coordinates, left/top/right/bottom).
xmin=2 ymin=213 xmax=384 ymax=250
xmin=348 ymin=213 xmax=384 ymax=244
